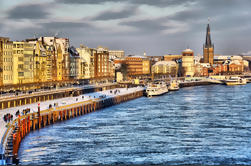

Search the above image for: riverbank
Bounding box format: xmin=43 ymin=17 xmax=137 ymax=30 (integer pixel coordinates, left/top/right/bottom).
xmin=1 ymin=78 xmax=250 ymax=165
xmin=1 ymin=87 xmax=144 ymax=165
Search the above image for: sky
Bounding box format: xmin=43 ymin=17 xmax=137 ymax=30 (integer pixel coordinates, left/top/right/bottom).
xmin=0 ymin=0 xmax=251 ymax=56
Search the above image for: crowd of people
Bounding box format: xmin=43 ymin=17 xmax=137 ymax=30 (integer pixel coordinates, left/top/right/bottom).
xmin=2 ymin=108 xmax=32 ymax=123
xmin=110 ymin=89 xmax=121 ymax=95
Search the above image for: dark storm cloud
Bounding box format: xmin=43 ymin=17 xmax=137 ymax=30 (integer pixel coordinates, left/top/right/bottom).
xmin=131 ymin=0 xmax=195 ymax=7
xmin=55 ymin=0 xmax=122 ymax=4
xmin=56 ymin=0 xmax=195 ymax=7
xmin=7 ymin=3 xmax=51 ymax=19
xmin=92 ymin=7 xmax=138 ymax=20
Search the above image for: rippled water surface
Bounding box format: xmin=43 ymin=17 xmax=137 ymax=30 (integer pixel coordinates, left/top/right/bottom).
xmin=19 ymin=84 xmax=251 ymax=165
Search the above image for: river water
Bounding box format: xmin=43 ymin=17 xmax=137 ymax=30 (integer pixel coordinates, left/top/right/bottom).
xmin=18 ymin=84 xmax=251 ymax=165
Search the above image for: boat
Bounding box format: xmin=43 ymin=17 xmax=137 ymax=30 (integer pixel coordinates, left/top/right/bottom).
xmin=169 ymin=80 xmax=180 ymax=91
xmin=146 ymin=82 xmax=168 ymax=97
xmin=225 ymin=77 xmax=247 ymax=86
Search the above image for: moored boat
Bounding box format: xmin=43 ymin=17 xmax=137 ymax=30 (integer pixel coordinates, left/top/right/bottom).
xmin=169 ymin=80 xmax=180 ymax=91
xmin=225 ymin=77 xmax=247 ymax=86
xmin=146 ymin=82 xmax=168 ymax=97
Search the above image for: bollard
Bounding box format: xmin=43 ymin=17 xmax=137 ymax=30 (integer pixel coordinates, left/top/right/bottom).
xmin=60 ymin=111 xmax=63 ymax=121
xmin=32 ymin=119 xmax=35 ymax=131
xmin=81 ymin=106 xmax=84 ymax=115
xmin=38 ymin=115 xmax=41 ymax=129
xmin=43 ymin=115 xmax=47 ymax=127
xmin=48 ymin=114 xmax=51 ymax=125
xmin=64 ymin=110 xmax=66 ymax=120
xmin=28 ymin=116 xmax=30 ymax=133
xmin=84 ymin=105 xmax=87 ymax=114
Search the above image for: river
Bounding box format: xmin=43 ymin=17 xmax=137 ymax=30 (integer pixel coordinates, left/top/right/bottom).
xmin=18 ymin=84 xmax=251 ymax=165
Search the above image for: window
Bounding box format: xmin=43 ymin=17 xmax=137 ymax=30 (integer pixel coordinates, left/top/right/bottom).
xmin=18 ymin=64 xmax=24 ymax=69
xmin=18 ymin=57 xmax=24 ymax=61
xmin=18 ymin=72 xmax=24 ymax=77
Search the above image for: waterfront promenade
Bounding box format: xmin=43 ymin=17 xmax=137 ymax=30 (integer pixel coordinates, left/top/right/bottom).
xmin=0 ymin=86 xmax=144 ymax=164
xmin=0 ymin=83 xmax=118 ymax=110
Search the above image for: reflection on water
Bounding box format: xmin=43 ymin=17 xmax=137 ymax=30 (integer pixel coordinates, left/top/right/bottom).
xmin=19 ymin=84 xmax=251 ymax=165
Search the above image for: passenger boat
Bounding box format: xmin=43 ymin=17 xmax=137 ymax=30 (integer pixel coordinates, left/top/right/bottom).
xmin=146 ymin=82 xmax=168 ymax=97
xmin=225 ymin=77 xmax=247 ymax=86
xmin=169 ymin=80 xmax=180 ymax=91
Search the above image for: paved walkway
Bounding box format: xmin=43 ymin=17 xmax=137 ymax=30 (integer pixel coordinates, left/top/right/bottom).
xmin=0 ymin=83 xmax=117 ymax=101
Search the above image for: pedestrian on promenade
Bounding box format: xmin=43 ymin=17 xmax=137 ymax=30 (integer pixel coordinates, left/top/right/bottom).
xmin=16 ymin=110 xmax=20 ymax=117
xmin=3 ymin=115 xmax=7 ymax=123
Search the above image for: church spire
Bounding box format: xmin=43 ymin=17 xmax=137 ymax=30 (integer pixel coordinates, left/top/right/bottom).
xmin=205 ymin=17 xmax=212 ymax=48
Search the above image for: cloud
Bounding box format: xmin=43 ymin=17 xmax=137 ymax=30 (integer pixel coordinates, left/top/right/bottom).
xmin=2 ymin=0 xmax=251 ymax=56
xmin=92 ymin=7 xmax=138 ymax=20
xmin=40 ymin=21 xmax=92 ymax=29
xmin=242 ymin=51 xmax=251 ymax=56
xmin=55 ymin=0 xmax=122 ymax=5
xmin=167 ymin=8 xmax=204 ymax=22
xmin=120 ymin=19 xmax=167 ymax=32
xmin=6 ymin=3 xmax=52 ymax=20
xmin=131 ymin=0 xmax=195 ymax=7
xmin=56 ymin=0 xmax=195 ymax=7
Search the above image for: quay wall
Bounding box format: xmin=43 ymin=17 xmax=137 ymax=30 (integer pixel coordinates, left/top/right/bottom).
xmin=2 ymin=89 xmax=144 ymax=165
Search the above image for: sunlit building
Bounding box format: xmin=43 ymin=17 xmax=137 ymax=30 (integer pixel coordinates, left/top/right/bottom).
xmin=94 ymin=47 xmax=111 ymax=80
xmin=76 ymin=45 xmax=96 ymax=79
xmin=152 ymin=61 xmax=178 ymax=77
xmin=142 ymin=59 xmax=151 ymax=74
xmin=164 ymin=54 xmax=182 ymax=61
xmin=0 ymin=37 xmax=13 ymax=85
xmin=182 ymin=48 xmax=195 ymax=77
xmin=109 ymin=50 xmax=125 ymax=60
xmin=12 ymin=41 xmax=34 ymax=84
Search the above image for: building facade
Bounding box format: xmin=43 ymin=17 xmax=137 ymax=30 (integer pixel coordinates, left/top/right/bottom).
xmin=152 ymin=61 xmax=178 ymax=77
xmin=182 ymin=49 xmax=195 ymax=77
xmin=13 ymin=41 xmax=34 ymax=84
xmin=142 ymin=59 xmax=151 ymax=74
xmin=94 ymin=48 xmax=111 ymax=79
xmin=125 ymin=56 xmax=143 ymax=77
xmin=76 ymin=45 xmax=96 ymax=79
xmin=109 ymin=50 xmax=125 ymax=60
xmin=164 ymin=54 xmax=182 ymax=61
xmin=0 ymin=37 xmax=13 ymax=85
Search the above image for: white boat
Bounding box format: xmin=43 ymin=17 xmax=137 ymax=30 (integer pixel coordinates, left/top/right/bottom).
xmin=169 ymin=80 xmax=180 ymax=91
xmin=225 ymin=77 xmax=247 ymax=86
xmin=146 ymin=82 xmax=168 ymax=97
